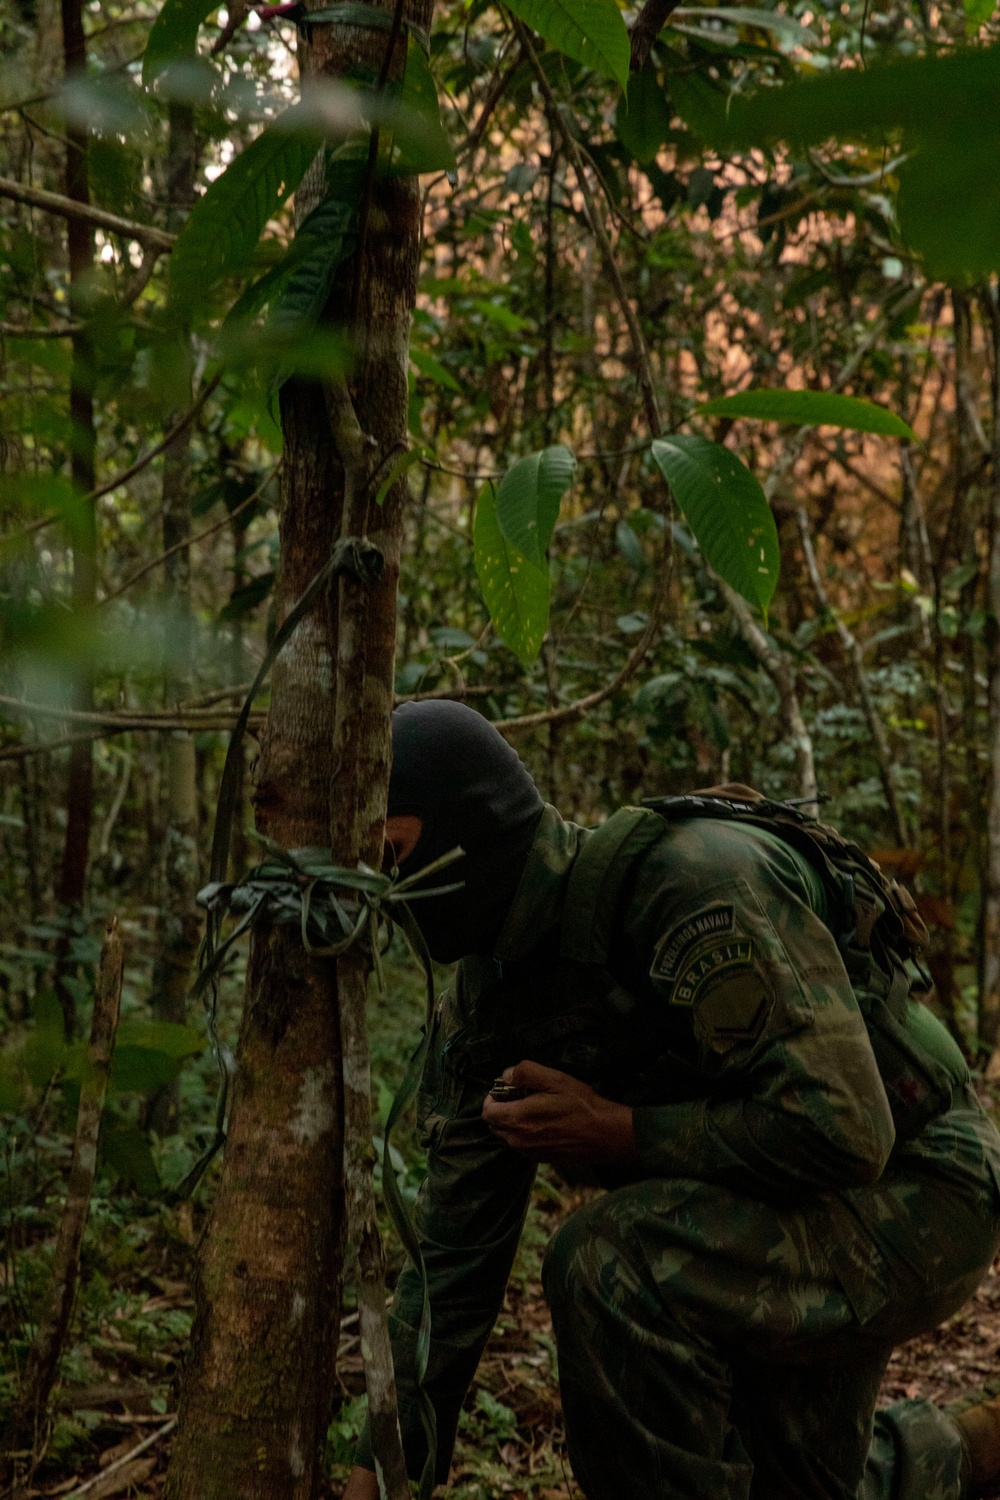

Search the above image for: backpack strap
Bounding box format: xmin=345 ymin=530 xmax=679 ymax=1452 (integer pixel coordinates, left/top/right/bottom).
xmin=560 ymin=807 xmax=666 ymax=965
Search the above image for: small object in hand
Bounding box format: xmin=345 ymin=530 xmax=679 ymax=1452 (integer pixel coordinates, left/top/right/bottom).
xmin=490 ymin=1077 xmax=529 ymax=1102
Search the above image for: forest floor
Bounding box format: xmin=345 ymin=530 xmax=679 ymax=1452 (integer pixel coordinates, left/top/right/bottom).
xmin=6 ymin=945 xmax=1000 ymax=1498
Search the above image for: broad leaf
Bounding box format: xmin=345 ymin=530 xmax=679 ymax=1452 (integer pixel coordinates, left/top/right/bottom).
xmin=494 ymin=444 xmax=576 ymax=566
xmin=650 ymin=435 xmax=779 ymax=615
xmin=965 ymin=0 xmax=998 ymax=27
xmin=116 ymin=1021 xmax=205 ymax=1058
xmin=143 ymin=0 xmax=217 ymax=86
xmin=391 ymin=40 xmax=457 ymax=176
xmin=670 ymin=6 xmax=817 ymax=49
xmin=169 ymin=118 xmax=323 ymax=309
xmin=696 ymin=389 xmax=915 ymax=438
xmin=616 ymin=65 xmax=673 ymax=164
xmin=475 ymin=483 xmax=550 ymax=665
xmin=504 ymin=0 xmax=630 ymax=89
xmin=267 ymin=177 xmax=363 ymax=338
xmin=100 ymin=1123 xmax=161 ymax=1195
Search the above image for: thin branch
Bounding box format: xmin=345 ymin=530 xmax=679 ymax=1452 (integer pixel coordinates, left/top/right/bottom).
xmin=512 ymin=16 xmax=663 ymax=438
xmin=0 ymin=693 xmax=266 ymax=732
xmin=495 ymin=543 xmax=669 ymax=734
xmin=630 ymin=0 xmax=683 ymax=72
xmin=0 ymin=319 xmax=83 ymax=338
xmin=0 ymin=175 xmax=175 ymax=251
xmin=797 ymin=507 xmax=910 ymax=845
xmin=462 ymin=40 xmax=525 ymax=156
xmin=100 ymin=465 xmax=279 ymax=605
xmin=6 ymin=373 xmax=223 ymax=544
xmin=66 ymin=1418 xmax=177 ymax=1499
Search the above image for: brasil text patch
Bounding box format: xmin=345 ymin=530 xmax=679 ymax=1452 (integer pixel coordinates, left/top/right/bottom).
xmin=650 ymin=904 xmax=758 ymax=1007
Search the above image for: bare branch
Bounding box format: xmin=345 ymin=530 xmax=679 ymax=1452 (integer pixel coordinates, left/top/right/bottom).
xmin=629 ymin=0 xmax=683 ymax=74
xmin=0 ymin=174 xmax=175 ymax=251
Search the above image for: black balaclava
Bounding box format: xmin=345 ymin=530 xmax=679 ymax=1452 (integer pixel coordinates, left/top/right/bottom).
xmin=388 ymin=701 xmax=544 ymax=963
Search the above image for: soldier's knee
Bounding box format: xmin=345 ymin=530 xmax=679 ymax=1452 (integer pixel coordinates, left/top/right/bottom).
xmin=542 ymin=1199 xmax=617 ymax=1311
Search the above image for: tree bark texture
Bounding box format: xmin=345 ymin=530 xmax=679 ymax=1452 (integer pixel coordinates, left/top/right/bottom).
xmin=55 ymin=0 xmax=96 ymax=1040
xmin=167 ymin=0 xmax=432 ymax=1479
xmin=8 ymin=918 xmax=123 ymax=1465
xmin=981 ymin=288 xmax=1000 ymax=1050
xmin=149 ymin=103 xmax=201 ymax=1137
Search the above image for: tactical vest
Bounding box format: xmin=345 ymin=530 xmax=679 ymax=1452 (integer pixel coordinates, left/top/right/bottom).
xmin=465 ymin=791 xmax=964 ymax=1142
xmin=581 ymin=788 xmax=963 ymax=1141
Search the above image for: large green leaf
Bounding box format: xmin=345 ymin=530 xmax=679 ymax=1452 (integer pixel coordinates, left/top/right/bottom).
xmin=494 ymin=444 xmax=576 ymax=565
xmin=390 ymin=40 xmax=457 ymax=176
xmin=696 ymin=389 xmax=915 ymax=438
xmin=474 ymin=483 xmax=551 ymax=665
xmin=267 ymin=166 xmax=364 ymax=338
xmin=169 ymin=118 xmax=323 ymax=309
xmin=615 ymin=64 xmax=673 ymax=164
xmin=143 ymin=0 xmax=217 ymax=86
xmin=650 ymin=435 xmax=779 ymax=615
xmin=504 ymin=0 xmax=630 ymax=88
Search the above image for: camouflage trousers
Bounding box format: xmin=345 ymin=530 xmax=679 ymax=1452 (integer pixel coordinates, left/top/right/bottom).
xmin=543 ymin=1155 xmax=1000 ymax=1499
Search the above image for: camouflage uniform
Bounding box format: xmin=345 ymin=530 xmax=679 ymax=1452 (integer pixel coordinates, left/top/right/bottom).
xmin=358 ymin=806 xmax=1000 ymax=1498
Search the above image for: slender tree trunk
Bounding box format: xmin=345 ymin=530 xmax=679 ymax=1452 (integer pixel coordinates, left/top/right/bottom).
xmin=7 ymin=918 xmax=123 ymax=1466
xmin=166 ymin=6 xmax=432 ymax=1494
xmin=981 ymin=286 xmax=1000 ymax=1050
xmin=54 ymin=0 xmax=96 ymax=1041
xmin=148 ymin=103 xmax=201 ymax=1136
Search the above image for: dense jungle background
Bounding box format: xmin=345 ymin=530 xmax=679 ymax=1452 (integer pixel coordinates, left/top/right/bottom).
xmin=4 ymin=0 xmax=1000 ymax=1492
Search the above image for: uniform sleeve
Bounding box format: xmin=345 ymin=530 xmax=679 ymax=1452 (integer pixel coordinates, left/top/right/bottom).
xmin=629 ymin=831 xmax=897 ymax=1196
xmin=355 ymin=1009 xmax=535 ymax=1482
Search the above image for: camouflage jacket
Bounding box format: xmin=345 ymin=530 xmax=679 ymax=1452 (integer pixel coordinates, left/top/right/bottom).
xmin=357 ymin=805 xmax=994 ymax=1480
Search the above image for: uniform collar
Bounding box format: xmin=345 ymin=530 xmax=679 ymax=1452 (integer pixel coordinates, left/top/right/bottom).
xmin=492 ymin=803 xmax=589 ymax=964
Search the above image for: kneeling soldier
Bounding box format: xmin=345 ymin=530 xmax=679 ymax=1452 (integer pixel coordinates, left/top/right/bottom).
xmin=344 ymin=701 xmax=1000 ymax=1500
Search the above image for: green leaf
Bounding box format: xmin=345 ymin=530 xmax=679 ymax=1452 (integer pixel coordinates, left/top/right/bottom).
xmin=670 ymin=6 xmax=817 ymax=49
xmin=965 ymin=0 xmax=998 ymax=28
xmin=615 ymin=65 xmax=673 ymax=164
xmin=116 ymin=1021 xmax=204 ymax=1059
xmin=504 ymin=0 xmax=630 ymax=88
xmin=474 ymin=483 xmax=551 ymax=665
xmin=110 ymin=1046 xmax=182 ymax=1093
xmin=650 ymin=435 xmax=779 ymax=615
xmin=390 ymin=40 xmax=457 ymax=175
xmin=668 ymin=74 xmax=731 ymax=151
xmin=409 ymin=346 xmax=461 ymax=391
xmin=143 ymin=0 xmax=217 ymax=86
xmin=896 ymin=139 xmax=1000 ymax=282
xmin=169 ymin=118 xmax=323 ymax=309
xmin=100 ymin=1123 xmax=161 ymax=1194
xmin=266 ymin=175 xmax=363 ymax=339
xmin=696 ymin=389 xmax=916 ymax=438
xmin=494 ymin=445 xmax=576 ymax=566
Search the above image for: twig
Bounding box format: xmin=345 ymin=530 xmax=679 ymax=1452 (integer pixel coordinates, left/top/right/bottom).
xmin=5 ymin=373 xmax=223 ymax=544
xmin=65 ymin=1417 xmax=177 ymax=1497
xmin=0 ymin=693 xmax=267 ymax=732
xmin=0 ymin=319 xmax=83 ymax=338
xmin=512 ymin=17 xmax=663 ymax=438
xmin=100 ymin=466 xmax=279 ymax=605
xmin=630 ymin=0 xmax=684 ymax=72
xmin=462 ymin=40 xmax=525 ymax=156
xmin=9 ymin=919 xmax=124 ymax=1460
xmin=797 ymin=507 xmax=909 ymax=844
xmin=0 ymin=175 xmax=175 ymax=251
xmin=495 ymin=539 xmax=670 ymax=734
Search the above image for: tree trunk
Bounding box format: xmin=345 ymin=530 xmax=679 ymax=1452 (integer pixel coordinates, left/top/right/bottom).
xmin=166 ymin=7 xmax=431 ymax=1492
xmin=981 ymin=286 xmax=1000 ymax=1050
xmin=54 ymin=0 xmax=96 ymax=1041
xmin=148 ymin=103 xmax=201 ymax=1137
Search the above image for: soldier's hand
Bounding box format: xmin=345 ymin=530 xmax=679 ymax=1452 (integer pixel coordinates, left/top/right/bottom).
xmin=481 ymin=1061 xmax=638 ymax=1168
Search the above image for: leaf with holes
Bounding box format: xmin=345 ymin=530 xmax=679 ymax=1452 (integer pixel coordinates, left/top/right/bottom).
xmin=696 ymin=389 xmax=916 ymax=438
xmin=494 ymin=444 xmax=576 ymax=566
xmin=143 ymin=0 xmax=217 ymax=86
xmin=505 ymin=0 xmax=630 ymax=88
xmin=169 ymin=118 xmax=323 ymax=310
xmin=651 ymin=435 xmax=779 ymax=616
xmin=475 ymin=483 xmax=550 ymax=665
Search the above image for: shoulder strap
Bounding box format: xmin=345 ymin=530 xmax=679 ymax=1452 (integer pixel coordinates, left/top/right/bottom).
xmin=560 ymin=807 xmax=665 ymax=965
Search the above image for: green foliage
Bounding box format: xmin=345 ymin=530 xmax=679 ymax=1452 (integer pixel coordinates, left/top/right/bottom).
xmin=142 ymin=0 xmax=218 ymax=85
xmin=616 ymin=65 xmax=673 ymax=164
xmin=474 ymin=482 xmax=551 ymax=666
xmin=494 ymin=444 xmax=576 ymax=565
xmin=650 ymin=436 xmax=779 ymax=617
xmin=391 ymin=41 xmax=458 ymax=175
xmin=169 ymin=121 xmax=324 ymax=310
xmin=504 ymin=0 xmax=631 ymax=87
xmin=697 ymin=390 xmax=916 ymax=439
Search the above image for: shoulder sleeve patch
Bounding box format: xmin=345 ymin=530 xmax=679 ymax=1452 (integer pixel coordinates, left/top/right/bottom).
xmin=649 ymin=903 xmax=736 ymax=988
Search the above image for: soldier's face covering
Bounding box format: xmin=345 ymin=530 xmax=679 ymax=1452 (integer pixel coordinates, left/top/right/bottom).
xmin=388 ymin=701 xmax=544 ymax=962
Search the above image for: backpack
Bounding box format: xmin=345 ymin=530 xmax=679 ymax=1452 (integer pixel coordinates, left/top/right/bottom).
xmin=630 ymin=785 xmax=961 ymax=1140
